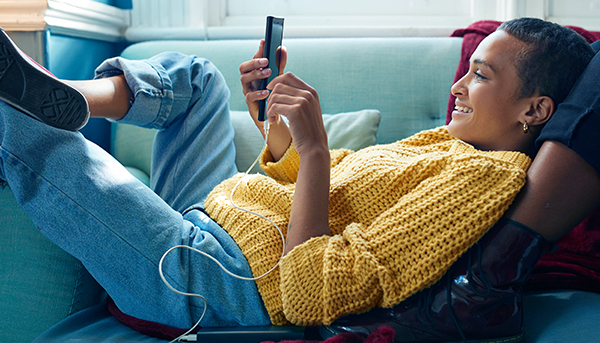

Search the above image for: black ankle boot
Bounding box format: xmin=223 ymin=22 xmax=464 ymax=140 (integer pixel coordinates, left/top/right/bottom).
xmin=0 ymin=28 xmax=89 ymax=131
xmin=321 ymin=219 xmax=547 ymax=343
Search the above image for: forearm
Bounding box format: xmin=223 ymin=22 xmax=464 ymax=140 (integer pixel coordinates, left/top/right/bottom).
xmin=264 ymin=118 xmax=292 ymax=161
xmin=285 ymin=147 xmax=331 ymax=254
xmin=504 ymin=141 xmax=600 ymax=241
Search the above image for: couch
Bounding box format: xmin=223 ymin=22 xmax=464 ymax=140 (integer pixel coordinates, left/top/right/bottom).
xmin=2 ymin=37 xmax=600 ymax=343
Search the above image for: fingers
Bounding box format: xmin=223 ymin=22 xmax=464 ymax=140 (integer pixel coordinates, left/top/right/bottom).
xmin=267 ymin=72 xmax=317 ymax=98
xmin=239 ymin=41 xmax=288 ymax=94
xmin=246 ymin=89 xmax=270 ymax=107
xmin=240 ymin=58 xmax=269 ymax=88
xmin=239 ymin=40 xmax=293 ymax=126
xmin=266 ymin=73 xmax=320 ymax=123
xmin=276 ymin=46 xmax=288 ymax=75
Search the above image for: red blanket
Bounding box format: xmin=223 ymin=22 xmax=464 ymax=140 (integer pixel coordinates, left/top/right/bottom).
xmin=262 ymin=326 xmax=395 ymax=343
xmin=447 ymin=20 xmax=600 ymax=294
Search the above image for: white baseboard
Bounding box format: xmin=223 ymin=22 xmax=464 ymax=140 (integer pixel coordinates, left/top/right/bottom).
xmin=45 ymin=0 xmax=130 ymax=42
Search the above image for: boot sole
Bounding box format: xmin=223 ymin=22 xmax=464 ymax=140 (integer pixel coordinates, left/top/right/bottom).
xmin=0 ymin=28 xmax=89 ymax=131
xmin=320 ymin=325 xmax=525 ymax=343
xmin=453 ymin=331 xmax=524 ymax=343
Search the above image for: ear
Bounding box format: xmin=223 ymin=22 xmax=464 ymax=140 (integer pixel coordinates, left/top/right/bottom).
xmin=524 ymin=96 xmax=554 ymax=126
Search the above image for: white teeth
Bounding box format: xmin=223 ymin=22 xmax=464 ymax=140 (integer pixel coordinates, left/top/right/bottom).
xmin=455 ymin=106 xmax=473 ymax=113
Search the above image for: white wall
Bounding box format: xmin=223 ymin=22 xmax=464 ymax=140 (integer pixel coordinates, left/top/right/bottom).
xmin=1 ymin=0 xmax=597 ymax=42
xmin=126 ymin=0 xmax=600 ymax=41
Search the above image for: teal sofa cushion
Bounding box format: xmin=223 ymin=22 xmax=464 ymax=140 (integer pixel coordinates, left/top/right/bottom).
xmin=0 ymin=187 xmax=104 ymax=342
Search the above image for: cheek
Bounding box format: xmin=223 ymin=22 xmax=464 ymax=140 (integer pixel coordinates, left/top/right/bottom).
xmin=471 ymin=89 xmax=506 ymax=124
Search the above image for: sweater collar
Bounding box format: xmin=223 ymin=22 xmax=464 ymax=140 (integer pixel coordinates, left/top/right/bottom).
xmin=449 ymin=140 xmax=532 ymax=171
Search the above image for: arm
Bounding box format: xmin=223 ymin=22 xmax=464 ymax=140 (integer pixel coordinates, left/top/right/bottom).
xmin=285 ymin=148 xmax=330 ymax=253
xmin=266 ymin=72 xmax=331 ymax=254
xmin=239 ymin=40 xmax=292 ymax=161
xmin=504 ymin=141 xmax=600 ymax=241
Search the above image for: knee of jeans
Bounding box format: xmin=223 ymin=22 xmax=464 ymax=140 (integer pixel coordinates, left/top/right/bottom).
xmin=592 ymin=40 xmax=600 ymax=53
xmin=191 ymin=57 xmax=230 ymax=101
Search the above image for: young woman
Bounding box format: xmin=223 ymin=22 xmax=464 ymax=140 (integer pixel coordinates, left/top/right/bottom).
xmin=0 ymin=17 xmax=597 ymax=343
xmin=238 ymin=17 xmax=598 ymax=342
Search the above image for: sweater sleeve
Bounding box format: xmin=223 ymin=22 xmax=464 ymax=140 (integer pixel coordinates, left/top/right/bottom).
xmin=278 ymin=151 xmax=530 ymax=326
xmin=260 ymin=143 xmax=354 ymax=183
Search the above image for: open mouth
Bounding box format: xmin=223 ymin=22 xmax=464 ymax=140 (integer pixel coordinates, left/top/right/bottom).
xmin=454 ymin=105 xmax=473 ymax=113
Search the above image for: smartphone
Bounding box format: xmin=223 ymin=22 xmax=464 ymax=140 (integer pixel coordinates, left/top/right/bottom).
xmin=258 ymin=16 xmax=284 ymax=122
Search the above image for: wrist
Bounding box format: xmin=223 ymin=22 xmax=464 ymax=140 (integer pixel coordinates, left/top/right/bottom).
xmin=298 ymin=145 xmax=330 ymax=162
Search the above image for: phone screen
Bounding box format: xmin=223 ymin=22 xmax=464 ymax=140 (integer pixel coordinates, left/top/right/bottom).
xmin=258 ymin=16 xmax=284 ymax=121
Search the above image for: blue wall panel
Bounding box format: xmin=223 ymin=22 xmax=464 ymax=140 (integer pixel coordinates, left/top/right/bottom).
xmin=48 ymin=34 xmax=128 ymax=151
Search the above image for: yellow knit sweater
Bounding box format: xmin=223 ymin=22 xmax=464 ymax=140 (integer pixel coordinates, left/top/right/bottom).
xmin=204 ymin=126 xmax=531 ymax=326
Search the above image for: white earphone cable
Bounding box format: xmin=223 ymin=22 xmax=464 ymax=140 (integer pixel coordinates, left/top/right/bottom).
xmin=158 ymin=120 xmax=285 ymax=342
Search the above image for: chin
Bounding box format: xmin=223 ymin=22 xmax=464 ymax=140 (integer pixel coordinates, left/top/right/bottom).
xmin=446 ymin=125 xmax=483 ymax=149
xmin=446 ymin=121 xmax=462 ymax=140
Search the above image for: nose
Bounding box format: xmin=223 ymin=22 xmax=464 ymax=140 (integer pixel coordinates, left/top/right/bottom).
xmin=451 ymin=74 xmax=468 ymax=97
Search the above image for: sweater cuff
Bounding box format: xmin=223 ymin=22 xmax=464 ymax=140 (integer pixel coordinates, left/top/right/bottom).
xmin=280 ymin=235 xmax=329 ymax=326
xmin=261 ymin=143 xmax=301 ymax=183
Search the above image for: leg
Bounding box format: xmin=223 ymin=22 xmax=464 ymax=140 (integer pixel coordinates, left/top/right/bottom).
xmin=93 ymin=52 xmax=238 ymax=211
xmin=0 ymin=41 xmax=270 ymax=328
xmin=0 ymin=103 xmax=269 ymax=329
xmin=65 ymin=76 xmax=133 ymax=120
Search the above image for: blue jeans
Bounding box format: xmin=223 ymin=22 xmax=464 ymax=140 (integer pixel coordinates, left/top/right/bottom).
xmin=0 ymin=52 xmax=270 ymax=328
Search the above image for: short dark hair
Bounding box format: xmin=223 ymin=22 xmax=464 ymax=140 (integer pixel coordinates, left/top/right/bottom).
xmin=498 ymin=17 xmax=595 ymax=107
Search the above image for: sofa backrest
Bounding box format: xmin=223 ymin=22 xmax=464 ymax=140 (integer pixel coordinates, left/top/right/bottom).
xmin=116 ymin=37 xmax=462 ymax=176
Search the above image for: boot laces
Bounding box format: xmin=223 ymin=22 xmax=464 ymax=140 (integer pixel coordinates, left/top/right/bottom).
xmin=467 ymin=242 xmax=492 ymax=297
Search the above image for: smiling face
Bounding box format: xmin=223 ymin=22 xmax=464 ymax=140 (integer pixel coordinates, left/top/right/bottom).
xmin=447 ymin=30 xmax=542 ymax=153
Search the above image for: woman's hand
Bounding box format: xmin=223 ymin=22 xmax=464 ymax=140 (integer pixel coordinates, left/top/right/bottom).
xmin=239 ymin=40 xmax=291 ymax=160
xmin=267 ymin=72 xmax=328 ymax=158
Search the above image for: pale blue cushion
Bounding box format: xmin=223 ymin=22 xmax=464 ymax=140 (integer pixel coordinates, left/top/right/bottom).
xmin=230 ymin=109 xmax=381 ymax=173
xmin=111 ymin=124 xmax=155 ymax=179
xmin=125 ymin=166 xmax=151 ymax=186
xmin=112 ymin=109 xmax=381 ymax=177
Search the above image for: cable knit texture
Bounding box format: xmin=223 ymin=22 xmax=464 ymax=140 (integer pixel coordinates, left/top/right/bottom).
xmin=204 ymin=126 xmax=531 ymax=326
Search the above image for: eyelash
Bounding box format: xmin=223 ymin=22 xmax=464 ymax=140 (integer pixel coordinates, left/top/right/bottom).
xmin=473 ymin=71 xmax=487 ymax=80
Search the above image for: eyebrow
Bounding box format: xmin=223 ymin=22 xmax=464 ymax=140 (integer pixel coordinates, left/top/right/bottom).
xmin=472 ymin=58 xmax=496 ymax=73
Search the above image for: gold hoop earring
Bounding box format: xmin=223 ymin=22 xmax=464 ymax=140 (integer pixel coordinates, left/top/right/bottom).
xmin=523 ymin=122 xmax=529 ymax=134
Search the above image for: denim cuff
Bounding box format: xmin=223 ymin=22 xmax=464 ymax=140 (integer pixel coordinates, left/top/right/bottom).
xmin=94 ymin=54 xmax=174 ymax=129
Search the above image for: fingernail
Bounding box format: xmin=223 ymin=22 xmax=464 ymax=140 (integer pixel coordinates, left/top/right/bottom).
xmin=261 ymin=90 xmax=269 ymax=96
xmin=259 ymin=58 xmax=268 ymax=65
xmin=262 ymin=69 xmax=270 ymax=75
